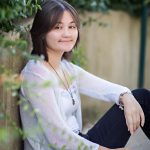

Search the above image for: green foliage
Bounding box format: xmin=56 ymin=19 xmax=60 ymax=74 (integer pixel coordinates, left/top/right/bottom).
xmin=0 ymin=128 xmax=9 ymax=144
xmin=0 ymin=35 xmax=27 ymax=51
xmin=0 ymin=0 xmax=149 ymax=149
xmin=67 ymin=0 xmax=150 ymax=16
xmin=0 ymin=1 xmax=42 ymax=146
xmin=67 ymin=0 xmax=108 ymax=12
xmin=1 ymin=0 xmax=149 ymax=33
xmin=0 ymin=0 xmax=41 ymax=32
xmin=0 ymin=0 xmax=149 ymax=33
xmin=105 ymin=0 xmax=150 ymax=16
xmin=72 ymin=47 xmax=87 ymax=68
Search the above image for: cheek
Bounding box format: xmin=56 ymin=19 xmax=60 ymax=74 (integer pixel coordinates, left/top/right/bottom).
xmin=45 ymin=34 xmax=55 ymax=49
xmin=46 ymin=33 xmax=56 ymax=42
xmin=73 ymin=30 xmax=78 ymax=41
xmin=45 ymin=33 xmax=60 ymax=48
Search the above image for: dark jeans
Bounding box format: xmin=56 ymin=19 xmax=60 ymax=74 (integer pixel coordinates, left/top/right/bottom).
xmin=79 ymin=88 xmax=150 ymax=148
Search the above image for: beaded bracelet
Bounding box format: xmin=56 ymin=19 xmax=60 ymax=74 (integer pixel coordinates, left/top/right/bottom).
xmin=119 ymin=91 xmax=132 ymax=110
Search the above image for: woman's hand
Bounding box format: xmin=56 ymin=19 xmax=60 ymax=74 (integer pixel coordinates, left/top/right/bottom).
xmin=98 ymin=145 xmax=131 ymax=150
xmin=120 ymin=93 xmax=145 ymax=134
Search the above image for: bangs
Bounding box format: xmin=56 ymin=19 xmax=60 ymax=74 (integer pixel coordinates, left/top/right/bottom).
xmin=47 ymin=7 xmax=64 ymax=31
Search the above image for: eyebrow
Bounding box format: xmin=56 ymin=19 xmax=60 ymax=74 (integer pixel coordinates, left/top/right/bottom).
xmin=56 ymin=21 xmax=76 ymax=24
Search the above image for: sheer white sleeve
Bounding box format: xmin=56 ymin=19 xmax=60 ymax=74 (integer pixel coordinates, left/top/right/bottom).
xmin=20 ymin=72 xmax=99 ymax=150
xmin=72 ymin=64 xmax=131 ymax=104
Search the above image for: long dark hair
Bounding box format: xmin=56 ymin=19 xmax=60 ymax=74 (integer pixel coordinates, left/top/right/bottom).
xmin=30 ymin=0 xmax=80 ymax=61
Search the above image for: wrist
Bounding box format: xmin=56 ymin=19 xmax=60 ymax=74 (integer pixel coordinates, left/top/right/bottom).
xmin=119 ymin=91 xmax=132 ymax=110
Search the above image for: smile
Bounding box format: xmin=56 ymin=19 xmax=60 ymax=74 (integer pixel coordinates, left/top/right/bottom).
xmin=59 ymin=40 xmax=73 ymax=42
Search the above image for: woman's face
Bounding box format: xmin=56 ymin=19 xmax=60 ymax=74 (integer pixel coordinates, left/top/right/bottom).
xmin=45 ymin=11 xmax=78 ymax=54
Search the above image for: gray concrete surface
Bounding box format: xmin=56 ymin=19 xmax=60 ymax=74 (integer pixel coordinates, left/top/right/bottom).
xmin=126 ymin=128 xmax=150 ymax=150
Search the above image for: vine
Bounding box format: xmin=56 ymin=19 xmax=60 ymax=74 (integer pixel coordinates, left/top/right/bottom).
xmin=0 ymin=0 xmax=150 ymax=149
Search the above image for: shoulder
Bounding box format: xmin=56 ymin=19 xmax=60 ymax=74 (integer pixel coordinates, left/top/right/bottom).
xmin=62 ymin=59 xmax=74 ymax=72
xmin=62 ymin=59 xmax=84 ymax=75
xmin=21 ymin=60 xmax=56 ymax=81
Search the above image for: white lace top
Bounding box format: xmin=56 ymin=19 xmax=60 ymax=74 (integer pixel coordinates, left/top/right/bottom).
xmin=20 ymin=59 xmax=130 ymax=150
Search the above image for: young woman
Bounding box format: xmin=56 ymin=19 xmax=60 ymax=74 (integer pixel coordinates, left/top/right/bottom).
xmin=19 ymin=0 xmax=150 ymax=150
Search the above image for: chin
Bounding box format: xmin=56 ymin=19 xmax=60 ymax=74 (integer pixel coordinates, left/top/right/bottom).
xmin=62 ymin=49 xmax=72 ymax=53
xmin=60 ymin=43 xmax=75 ymax=51
xmin=61 ymin=47 xmax=74 ymax=52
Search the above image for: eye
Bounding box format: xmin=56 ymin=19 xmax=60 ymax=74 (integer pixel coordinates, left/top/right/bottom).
xmin=69 ymin=25 xmax=77 ymax=29
xmin=54 ymin=25 xmax=62 ymax=30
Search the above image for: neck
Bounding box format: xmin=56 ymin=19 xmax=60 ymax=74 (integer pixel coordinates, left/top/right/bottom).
xmin=47 ymin=49 xmax=64 ymax=69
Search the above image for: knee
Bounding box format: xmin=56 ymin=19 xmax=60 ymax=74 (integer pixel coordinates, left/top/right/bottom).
xmin=132 ymin=88 xmax=150 ymax=104
xmin=132 ymin=88 xmax=149 ymax=95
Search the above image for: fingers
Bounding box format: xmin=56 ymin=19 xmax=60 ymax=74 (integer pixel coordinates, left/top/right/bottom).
xmin=125 ymin=106 xmax=141 ymax=134
xmin=139 ymin=107 xmax=145 ymax=127
xmin=129 ymin=112 xmax=141 ymax=134
xmin=134 ymin=109 xmax=141 ymax=131
xmin=121 ymin=94 xmax=145 ymax=135
xmin=132 ymin=114 xmax=138 ymax=133
xmin=125 ymin=114 xmax=134 ymax=134
xmin=134 ymin=102 xmax=145 ymax=129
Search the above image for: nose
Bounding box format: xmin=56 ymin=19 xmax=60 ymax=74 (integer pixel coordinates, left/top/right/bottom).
xmin=62 ymin=28 xmax=71 ymax=37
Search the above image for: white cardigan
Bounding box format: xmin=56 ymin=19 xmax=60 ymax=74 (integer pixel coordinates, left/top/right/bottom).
xmin=20 ymin=59 xmax=130 ymax=150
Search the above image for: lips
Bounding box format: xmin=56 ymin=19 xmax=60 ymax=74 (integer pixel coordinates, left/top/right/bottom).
xmin=59 ymin=40 xmax=72 ymax=42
